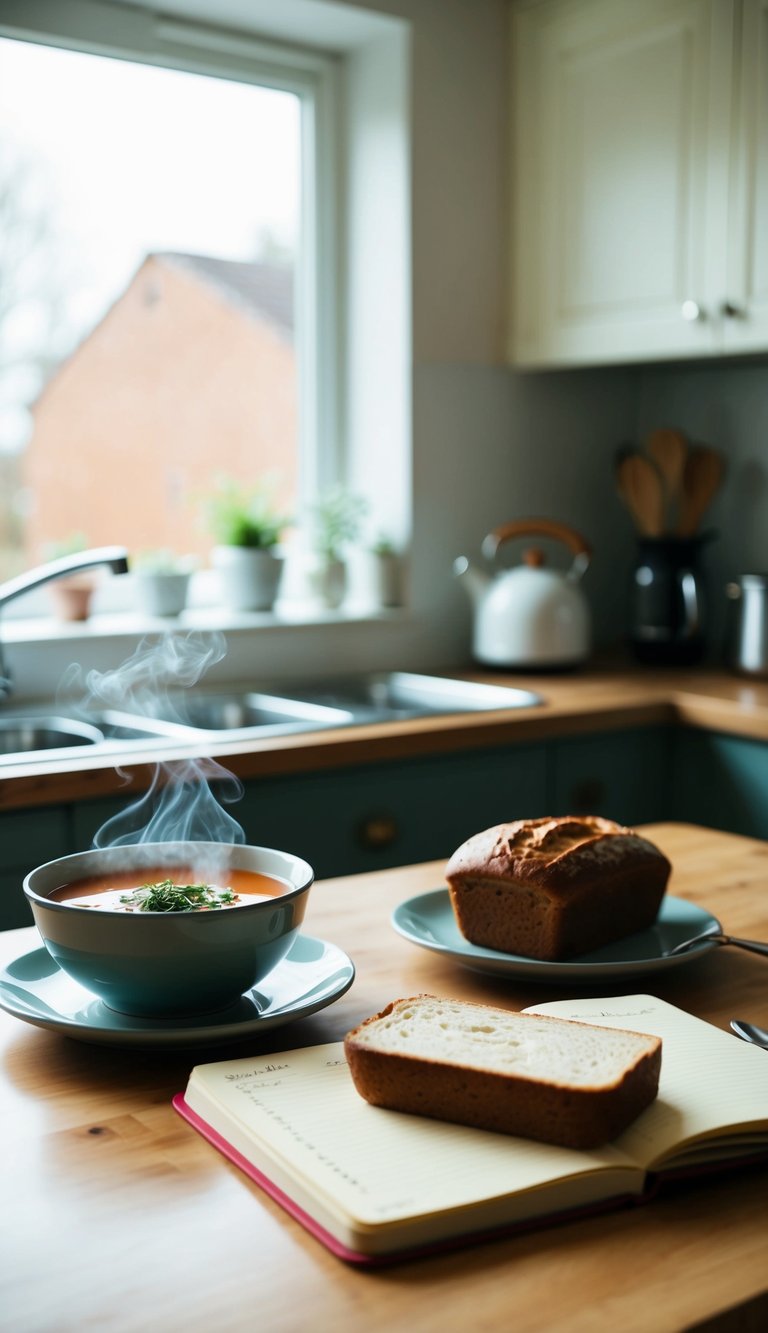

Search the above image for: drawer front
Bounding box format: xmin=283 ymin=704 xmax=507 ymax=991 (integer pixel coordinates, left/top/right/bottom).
xmin=548 ymin=727 xmax=671 ymax=827
xmin=671 ymin=730 xmax=768 ymax=839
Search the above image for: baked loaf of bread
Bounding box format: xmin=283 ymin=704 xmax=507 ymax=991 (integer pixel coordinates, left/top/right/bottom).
xmin=445 ymin=815 xmax=671 ymax=961
xmin=344 ymin=996 xmax=662 ymax=1149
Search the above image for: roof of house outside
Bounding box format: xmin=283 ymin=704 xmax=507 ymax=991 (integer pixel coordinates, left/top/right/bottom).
xmin=156 ymin=252 xmax=294 ymax=337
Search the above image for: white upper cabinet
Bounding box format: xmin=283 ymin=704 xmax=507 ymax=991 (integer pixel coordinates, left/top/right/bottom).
xmin=725 ymin=0 xmax=768 ymax=352
xmin=509 ymin=0 xmax=768 ymax=366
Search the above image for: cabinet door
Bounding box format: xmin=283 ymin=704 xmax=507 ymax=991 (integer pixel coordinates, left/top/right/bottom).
xmin=510 ymin=0 xmax=732 ymax=366
xmin=671 ymin=729 xmax=768 ymax=837
xmin=724 ymin=0 xmax=768 ymax=351
xmin=236 ymin=746 xmax=548 ymax=880
xmin=548 ymin=727 xmax=671 ymax=826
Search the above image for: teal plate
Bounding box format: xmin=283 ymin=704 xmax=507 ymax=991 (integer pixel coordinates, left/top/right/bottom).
xmin=391 ymin=892 xmax=722 ymax=982
xmin=0 ymin=935 xmax=355 ymax=1048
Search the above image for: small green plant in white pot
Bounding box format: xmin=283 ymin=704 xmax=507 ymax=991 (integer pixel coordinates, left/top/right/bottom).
xmin=205 ymin=476 xmax=291 ymax=612
xmin=133 ymin=550 xmax=198 ymax=617
xmin=308 ymin=486 xmax=369 ymax=609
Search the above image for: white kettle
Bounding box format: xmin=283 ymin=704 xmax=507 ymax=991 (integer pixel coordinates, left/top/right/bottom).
xmin=454 ymin=519 xmax=592 ymax=668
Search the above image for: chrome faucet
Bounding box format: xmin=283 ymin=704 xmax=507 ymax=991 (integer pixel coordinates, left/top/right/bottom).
xmin=0 ymin=546 xmax=130 ymax=700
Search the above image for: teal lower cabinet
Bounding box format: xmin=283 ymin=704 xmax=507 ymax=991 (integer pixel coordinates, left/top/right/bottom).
xmin=0 ymin=806 xmax=72 ymax=931
xmin=547 ymin=727 xmax=672 ymax=827
xmin=671 ymin=730 xmax=768 ymax=840
xmin=235 ymin=744 xmax=548 ymax=879
xmin=4 ymin=721 xmax=766 ymax=934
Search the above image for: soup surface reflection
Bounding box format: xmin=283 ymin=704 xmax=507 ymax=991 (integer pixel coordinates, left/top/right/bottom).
xmin=49 ymin=866 xmax=290 ymax=912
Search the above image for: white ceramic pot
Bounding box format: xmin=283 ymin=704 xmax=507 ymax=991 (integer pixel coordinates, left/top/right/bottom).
xmin=212 ymin=545 xmax=285 ymax=612
xmin=308 ymin=557 xmax=347 ymax=609
xmin=134 ymin=571 xmax=191 ymax=617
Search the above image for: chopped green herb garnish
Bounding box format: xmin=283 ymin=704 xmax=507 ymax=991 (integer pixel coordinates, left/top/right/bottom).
xmin=119 ymin=880 xmax=236 ymax=912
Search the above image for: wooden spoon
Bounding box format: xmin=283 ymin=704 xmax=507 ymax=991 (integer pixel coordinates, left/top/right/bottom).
xmin=647 ymin=428 xmax=688 ymax=525
xmin=616 ymin=452 xmax=665 ymax=537
xmin=678 ymin=445 xmax=724 ymax=536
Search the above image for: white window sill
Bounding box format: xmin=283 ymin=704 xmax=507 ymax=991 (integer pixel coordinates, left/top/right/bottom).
xmin=1 ymin=601 xmax=408 ymax=647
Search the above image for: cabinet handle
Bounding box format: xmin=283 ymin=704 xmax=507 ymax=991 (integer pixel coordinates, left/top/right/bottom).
xmin=681 ymin=300 xmax=706 ymax=322
xmin=721 ymin=300 xmax=745 ymax=319
xmin=358 ymin=814 xmax=399 ymax=849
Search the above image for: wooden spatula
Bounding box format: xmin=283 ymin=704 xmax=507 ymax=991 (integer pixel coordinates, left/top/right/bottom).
xmin=647 ymin=428 xmax=688 ymax=525
xmin=678 ymin=445 xmax=724 ymax=536
xmin=616 ymin=452 xmax=665 ymax=537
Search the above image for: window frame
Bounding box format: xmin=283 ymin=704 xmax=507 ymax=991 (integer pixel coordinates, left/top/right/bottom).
xmin=0 ymin=0 xmax=342 ymax=523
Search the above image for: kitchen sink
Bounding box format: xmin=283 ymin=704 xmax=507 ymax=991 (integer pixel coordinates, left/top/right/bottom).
xmin=112 ymin=672 xmax=542 ymax=734
xmin=283 ymin=672 xmax=542 ymax=723
xmin=0 ymin=709 xmax=197 ymax=764
xmin=0 ymin=673 xmax=542 ymax=764
xmin=0 ymin=715 xmax=106 ymax=757
xmin=108 ymin=692 xmax=356 ymax=736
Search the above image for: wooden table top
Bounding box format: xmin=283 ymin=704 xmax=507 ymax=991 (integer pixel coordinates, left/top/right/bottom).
xmin=2 ymin=822 xmax=768 ymax=1332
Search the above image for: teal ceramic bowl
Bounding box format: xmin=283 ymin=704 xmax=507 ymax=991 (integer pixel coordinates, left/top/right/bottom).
xmin=23 ymin=841 xmax=314 ymax=1018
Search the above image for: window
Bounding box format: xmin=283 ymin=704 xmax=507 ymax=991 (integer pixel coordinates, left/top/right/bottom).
xmin=0 ymin=19 xmax=335 ymax=586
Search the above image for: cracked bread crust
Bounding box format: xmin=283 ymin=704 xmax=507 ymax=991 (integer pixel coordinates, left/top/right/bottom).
xmin=445 ymin=816 xmax=671 ymax=961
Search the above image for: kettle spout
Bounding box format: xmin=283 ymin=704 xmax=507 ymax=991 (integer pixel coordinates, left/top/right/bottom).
xmin=453 ymin=556 xmax=490 ymax=605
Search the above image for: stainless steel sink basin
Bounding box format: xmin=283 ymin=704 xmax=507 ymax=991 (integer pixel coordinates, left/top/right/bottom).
xmin=0 ymin=710 xmax=194 ymax=763
xmin=0 ymin=673 xmax=542 ymax=763
xmin=105 ymin=692 xmax=355 ymax=739
xmin=112 ymin=673 xmax=542 ymax=735
xmin=284 ymin=672 xmax=542 ymax=723
xmin=0 ymin=715 xmax=105 ymax=757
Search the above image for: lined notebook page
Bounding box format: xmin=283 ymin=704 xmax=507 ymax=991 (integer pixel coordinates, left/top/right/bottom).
xmin=526 ymin=995 xmax=768 ymax=1171
xmin=185 ymin=1045 xmax=636 ymax=1230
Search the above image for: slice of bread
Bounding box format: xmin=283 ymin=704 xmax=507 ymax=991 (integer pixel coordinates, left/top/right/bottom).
xmin=344 ymin=995 xmax=662 ymax=1149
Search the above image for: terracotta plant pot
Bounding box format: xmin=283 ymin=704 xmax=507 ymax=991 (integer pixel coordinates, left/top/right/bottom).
xmin=48 ymin=578 xmax=95 ymax=622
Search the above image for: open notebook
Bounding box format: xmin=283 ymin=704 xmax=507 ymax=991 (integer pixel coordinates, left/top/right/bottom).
xmin=174 ymin=995 xmax=768 ymax=1264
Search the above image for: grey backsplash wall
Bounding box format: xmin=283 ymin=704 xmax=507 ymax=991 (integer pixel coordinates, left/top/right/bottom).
xmin=634 ymin=361 xmax=768 ymax=660
xmin=422 ymin=361 xmax=638 ymax=662
xmin=427 ymin=358 xmax=768 ymax=666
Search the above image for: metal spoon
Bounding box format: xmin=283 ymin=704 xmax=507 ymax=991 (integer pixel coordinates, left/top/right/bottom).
xmin=730 ymin=1019 xmax=768 ymax=1049
xmin=666 ymin=927 xmax=768 ymax=958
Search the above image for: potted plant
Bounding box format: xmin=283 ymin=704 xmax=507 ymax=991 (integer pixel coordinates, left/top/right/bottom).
xmin=42 ymin=533 xmax=95 ymax=621
xmin=132 ymin=549 xmax=198 ymax=617
xmin=308 ymin=486 xmax=369 ymax=609
xmin=367 ymin=532 xmax=402 ymax=608
xmin=205 ymin=475 xmax=291 ymax=612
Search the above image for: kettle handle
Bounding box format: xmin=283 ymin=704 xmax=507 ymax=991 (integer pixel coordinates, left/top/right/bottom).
xmin=481 ymin=519 xmax=592 ymax=578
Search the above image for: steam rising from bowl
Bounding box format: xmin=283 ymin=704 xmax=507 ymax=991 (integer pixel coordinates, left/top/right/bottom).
xmin=64 ymin=631 xmax=246 ymax=872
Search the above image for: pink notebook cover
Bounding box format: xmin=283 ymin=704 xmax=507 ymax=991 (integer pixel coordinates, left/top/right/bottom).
xmin=173 ymin=1093 xmax=641 ymax=1266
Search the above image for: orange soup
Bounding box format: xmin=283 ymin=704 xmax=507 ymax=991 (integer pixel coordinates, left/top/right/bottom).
xmin=49 ymin=866 xmax=290 ymax=912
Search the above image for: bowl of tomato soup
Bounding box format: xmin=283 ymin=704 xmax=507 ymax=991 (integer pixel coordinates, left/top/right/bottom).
xmin=24 ymin=841 xmax=314 ymax=1017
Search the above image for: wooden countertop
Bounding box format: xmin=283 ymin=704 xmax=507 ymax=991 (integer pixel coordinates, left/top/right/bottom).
xmin=2 ymin=822 xmax=768 ymax=1332
xmin=3 ymin=663 xmax=768 ymax=811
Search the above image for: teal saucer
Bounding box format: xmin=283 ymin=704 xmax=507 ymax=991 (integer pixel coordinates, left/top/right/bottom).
xmin=392 ymin=892 xmax=722 ymax=982
xmin=0 ymin=935 xmax=354 ymax=1048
